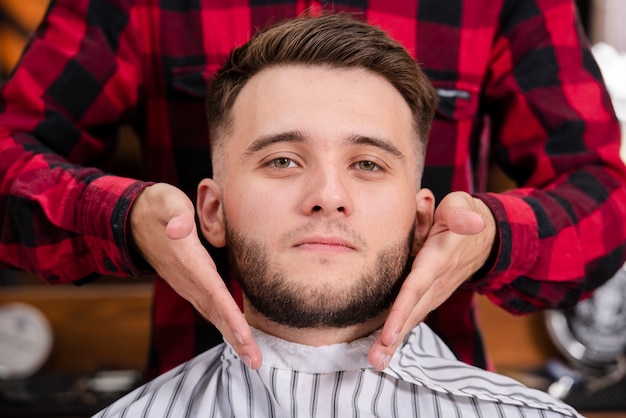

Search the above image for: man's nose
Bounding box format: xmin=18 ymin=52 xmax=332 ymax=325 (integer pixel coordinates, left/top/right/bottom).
xmin=300 ymin=167 xmax=354 ymax=216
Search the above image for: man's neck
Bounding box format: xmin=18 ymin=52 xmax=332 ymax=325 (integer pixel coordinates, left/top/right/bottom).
xmin=243 ymin=300 xmax=386 ymax=346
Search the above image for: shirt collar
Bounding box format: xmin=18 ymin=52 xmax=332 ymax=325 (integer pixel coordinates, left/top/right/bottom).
xmin=229 ymin=327 xmax=376 ymax=373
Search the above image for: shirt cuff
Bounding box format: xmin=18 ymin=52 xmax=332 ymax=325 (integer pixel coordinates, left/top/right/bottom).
xmin=79 ymin=174 xmax=153 ymax=277
xmin=465 ymin=192 xmax=539 ymax=291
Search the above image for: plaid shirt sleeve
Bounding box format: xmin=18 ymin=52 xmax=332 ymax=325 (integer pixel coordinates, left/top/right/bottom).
xmin=470 ymin=0 xmax=626 ymax=313
xmin=0 ymin=0 xmax=150 ymax=283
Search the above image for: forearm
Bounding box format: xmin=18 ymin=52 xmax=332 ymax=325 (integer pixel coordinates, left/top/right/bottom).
xmin=469 ymin=0 xmax=626 ymax=312
xmin=473 ymin=167 xmax=626 ymax=313
xmin=473 ymin=129 xmax=626 ymax=314
xmin=0 ymin=147 xmax=150 ymax=282
xmin=0 ymin=0 xmax=148 ymax=283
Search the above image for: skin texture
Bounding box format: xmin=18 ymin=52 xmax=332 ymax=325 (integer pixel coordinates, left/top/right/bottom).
xmin=132 ymin=65 xmax=494 ymax=370
xmin=198 ymin=65 xmax=434 ymax=347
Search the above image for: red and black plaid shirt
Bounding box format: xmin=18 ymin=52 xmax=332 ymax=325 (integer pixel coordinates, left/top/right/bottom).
xmin=1 ymin=0 xmax=625 ymax=375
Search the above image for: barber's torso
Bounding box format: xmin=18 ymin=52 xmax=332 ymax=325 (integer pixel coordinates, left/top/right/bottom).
xmin=115 ymin=0 xmax=507 ymax=372
xmin=131 ymin=0 xmax=499 ymax=200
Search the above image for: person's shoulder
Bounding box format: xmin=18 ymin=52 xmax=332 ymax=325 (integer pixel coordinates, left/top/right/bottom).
xmin=92 ymin=342 xmax=227 ymax=418
xmin=387 ymin=325 xmax=582 ymax=417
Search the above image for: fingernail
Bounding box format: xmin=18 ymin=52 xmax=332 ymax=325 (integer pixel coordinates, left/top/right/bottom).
xmin=376 ymin=354 xmax=392 ymax=371
xmin=234 ymin=332 xmax=244 ymax=345
xmin=242 ymin=355 xmax=253 ymax=368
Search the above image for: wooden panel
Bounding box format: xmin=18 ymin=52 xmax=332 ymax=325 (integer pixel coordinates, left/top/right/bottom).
xmin=0 ymin=284 xmax=152 ymax=372
xmin=0 ymin=285 xmax=560 ymax=373
xmin=476 ymin=294 xmax=561 ymax=369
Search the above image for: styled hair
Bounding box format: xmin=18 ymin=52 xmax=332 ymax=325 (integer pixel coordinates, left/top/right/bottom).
xmin=206 ymin=13 xmax=438 ymax=160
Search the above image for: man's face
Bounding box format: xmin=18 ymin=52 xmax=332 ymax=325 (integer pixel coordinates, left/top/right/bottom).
xmin=201 ymin=65 xmax=429 ymax=328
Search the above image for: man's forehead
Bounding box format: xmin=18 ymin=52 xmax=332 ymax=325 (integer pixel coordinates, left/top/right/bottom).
xmin=227 ymin=65 xmax=417 ymax=152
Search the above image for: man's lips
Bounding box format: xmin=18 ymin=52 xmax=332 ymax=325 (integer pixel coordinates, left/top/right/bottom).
xmin=293 ymin=236 xmax=355 ymax=252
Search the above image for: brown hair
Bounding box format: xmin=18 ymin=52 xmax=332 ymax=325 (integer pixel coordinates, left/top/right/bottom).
xmin=206 ymin=14 xmax=438 ymax=160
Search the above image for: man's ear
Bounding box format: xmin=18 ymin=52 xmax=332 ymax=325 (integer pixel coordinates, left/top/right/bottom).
xmin=411 ymin=188 xmax=435 ymax=255
xmin=197 ymin=178 xmax=226 ymax=248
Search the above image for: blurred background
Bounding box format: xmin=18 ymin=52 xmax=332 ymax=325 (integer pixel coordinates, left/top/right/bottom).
xmin=0 ymin=0 xmax=624 ymax=417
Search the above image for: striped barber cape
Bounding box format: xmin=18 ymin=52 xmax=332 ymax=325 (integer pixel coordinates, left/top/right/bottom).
xmin=94 ymin=325 xmax=582 ymax=418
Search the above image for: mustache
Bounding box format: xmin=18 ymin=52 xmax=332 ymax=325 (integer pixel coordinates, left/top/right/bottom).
xmin=280 ymin=219 xmax=369 ymax=250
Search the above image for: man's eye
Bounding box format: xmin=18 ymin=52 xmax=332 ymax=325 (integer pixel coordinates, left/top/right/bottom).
xmin=355 ymin=161 xmax=379 ymax=171
xmin=271 ymin=158 xmax=296 ymax=168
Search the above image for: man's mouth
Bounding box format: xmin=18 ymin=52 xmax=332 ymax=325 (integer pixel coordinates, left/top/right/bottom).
xmin=294 ymin=236 xmax=355 ymax=252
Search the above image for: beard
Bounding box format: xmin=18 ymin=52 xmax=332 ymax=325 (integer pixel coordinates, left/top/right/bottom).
xmin=226 ymin=221 xmax=414 ymax=329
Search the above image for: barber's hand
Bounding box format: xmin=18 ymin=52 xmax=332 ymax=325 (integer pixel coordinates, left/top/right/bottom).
xmin=130 ymin=183 xmax=262 ymax=369
xmin=368 ymin=191 xmax=496 ymax=370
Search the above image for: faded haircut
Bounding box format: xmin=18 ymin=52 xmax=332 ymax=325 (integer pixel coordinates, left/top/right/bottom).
xmin=206 ymin=13 xmax=438 ymax=167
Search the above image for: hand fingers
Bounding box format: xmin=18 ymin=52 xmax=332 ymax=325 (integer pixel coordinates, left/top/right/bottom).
xmin=367 ymin=258 xmax=437 ymax=370
xmin=367 ymin=233 xmax=467 ymax=370
xmin=368 ymin=193 xmax=496 ymax=370
xmin=368 ymin=291 xmax=433 ymax=370
xmin=198 ymin=277 xmax=262 ymax=369
xmin=381 ymin=274 xmax=432 ymax=346
xmin=177 ymin=238 xmax=262 ymax=368
xmin=131 ymin=184 xmax=263 ymax=368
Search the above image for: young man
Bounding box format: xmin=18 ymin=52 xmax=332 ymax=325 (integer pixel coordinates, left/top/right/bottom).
xmin=1 ymin=0 xmax=624 ymax=375
xmin=95 ymin=15 xmax=581 ymax=417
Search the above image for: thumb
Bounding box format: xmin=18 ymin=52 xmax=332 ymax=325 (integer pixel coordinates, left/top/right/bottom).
xmin=435 ymin=193 xmax=486 ymax=235
xmin=165 ymin=212 xmax=196 ymax=240
xmin=135 ymin=183 xmax=197 ymax=240
xmin=445 ymin=207 xmax=485 ymax=235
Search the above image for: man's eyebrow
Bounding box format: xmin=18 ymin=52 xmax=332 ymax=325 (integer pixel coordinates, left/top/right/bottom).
xmin=349 ymin=135 xmax=405 ymax=160
xmin=244 ymin=131 xmax=406 ymax=160
xmin=245 ymin=131 xmax=306 ymax=154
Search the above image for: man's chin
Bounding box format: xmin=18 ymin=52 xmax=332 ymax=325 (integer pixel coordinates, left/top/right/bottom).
xmin=256 ymin=307 xmax=386 ymax=330
xmin=281 ymin=257 xmax=363 ymax=280
xmin=279 ymin=273 xmax=364 ymax=295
